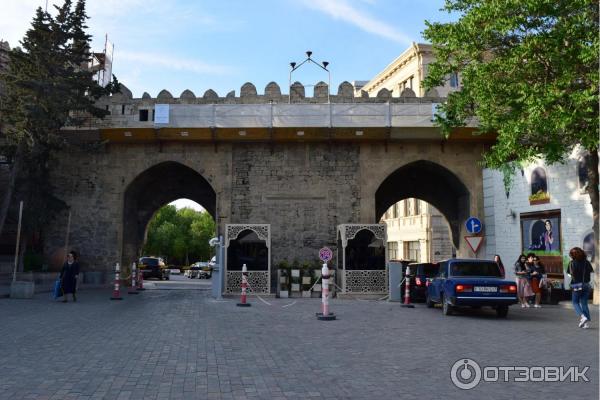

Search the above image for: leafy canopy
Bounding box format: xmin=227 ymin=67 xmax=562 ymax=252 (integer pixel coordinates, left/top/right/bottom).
xmin=144 ymin=205 xmax=215 ymax=265
xmin=423 ymin=0 xmax=599 ymax=169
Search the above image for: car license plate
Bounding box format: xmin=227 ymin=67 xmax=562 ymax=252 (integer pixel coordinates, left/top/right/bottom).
xmin=474 ymin=286 xmax=497 ymax=292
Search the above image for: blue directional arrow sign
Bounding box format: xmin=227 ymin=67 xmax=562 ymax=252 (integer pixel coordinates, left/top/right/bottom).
xmin=465 ymin=217 xmax=482 ymax=234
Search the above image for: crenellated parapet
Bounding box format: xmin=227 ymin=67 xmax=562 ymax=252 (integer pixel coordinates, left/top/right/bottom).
xmin=103 ymin=80 xmax=442 ymax=107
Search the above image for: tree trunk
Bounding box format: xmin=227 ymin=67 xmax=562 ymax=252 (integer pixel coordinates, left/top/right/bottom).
xmin=0 ymin=142 xmax=24 ymax=238
xmin=586 ymin=149 xmax=599 ymax=305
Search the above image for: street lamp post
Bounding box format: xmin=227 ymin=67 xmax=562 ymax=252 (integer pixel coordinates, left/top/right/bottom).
xmin=289 ymin=50 xmax=330 ymax=103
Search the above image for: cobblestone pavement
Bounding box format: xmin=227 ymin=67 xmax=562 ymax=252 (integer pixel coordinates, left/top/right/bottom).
xmin=0 ymin=289 xmax=598 ymax=400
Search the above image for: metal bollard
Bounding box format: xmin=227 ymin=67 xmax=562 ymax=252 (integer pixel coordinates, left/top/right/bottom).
xmin=401 ymin=265 xmax=415 ymax=308
xmin=110 ymin=263 xmax=123 ymax=300
xmin=317 ymin=263 xmax=336 ymax=320
xmin=236 ymin=264 xmax=251 ymax=307
xmin=137 ymin=264 xmax=145 ymax=291
xmin=128 ymin=262 xmax=139 ymax=294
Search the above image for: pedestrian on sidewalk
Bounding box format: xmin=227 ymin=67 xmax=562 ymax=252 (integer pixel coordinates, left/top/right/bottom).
xmin=60 ymin=251 xmax=80 ymax=303
xmin=514 ymin=254 xmax=533 ymax=308
xmin=530 ymin=256 xmax=545 ymax=308
xmin=567 ymin=247 xmax=594 ymax=329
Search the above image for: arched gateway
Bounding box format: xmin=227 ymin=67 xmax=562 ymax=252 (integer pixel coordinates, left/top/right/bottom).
xmin=122 ymin=161 xmax=216 ymax=266
xmin=45 ymin=82 xmax=494 ymax=290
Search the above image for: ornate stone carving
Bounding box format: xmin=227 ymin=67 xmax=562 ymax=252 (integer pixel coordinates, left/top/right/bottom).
xmin=226 ymin=271 xmax=270 ymax=294
xmin=344 ymin=270 xmax=387 ymax=293
xmin=338 ymin=224 xmax=386 ymax=248
xmin=226 ymin=224 xmax=269 ymax=247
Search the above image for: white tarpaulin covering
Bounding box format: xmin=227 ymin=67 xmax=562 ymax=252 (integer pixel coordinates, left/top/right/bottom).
xmin=157 ymin=103 xmax=437 ymax=128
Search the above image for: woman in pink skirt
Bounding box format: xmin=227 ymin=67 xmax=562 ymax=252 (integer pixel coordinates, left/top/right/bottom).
xmin=514 ymin=254 xmax=533 ymax=307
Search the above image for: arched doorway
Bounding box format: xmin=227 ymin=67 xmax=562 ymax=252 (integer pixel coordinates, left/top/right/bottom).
xmin=375 ymin=160 xmax=470 ymax=250
xmin=122 ymin=162 xmax=216 ymax=266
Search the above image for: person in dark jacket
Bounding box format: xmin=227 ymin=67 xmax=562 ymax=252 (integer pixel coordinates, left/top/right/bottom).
xmin=530 ymin=256 xmax=546 ymax=308
xmin=60 ymin=251 xmax=80 ymax=303
xmin=567 ymin=247 xmax=594 ymax=329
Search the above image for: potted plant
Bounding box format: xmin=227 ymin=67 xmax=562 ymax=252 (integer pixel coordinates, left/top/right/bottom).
xmin=529 ymin=190 xmax=550 ymax=205
xmin=301 ymin=261 xmax=312 ymax=298
xmin=277 ymin=260 xmax=290 ymax=298
xmin=290 ymin=259 xmax=301 ymax=294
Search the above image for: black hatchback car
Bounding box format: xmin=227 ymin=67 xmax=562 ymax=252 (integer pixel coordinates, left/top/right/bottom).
xmin=138 ymin=257 xmax=169 ymax=280
xmin=402 ymin=262 xmax=440 ymax=302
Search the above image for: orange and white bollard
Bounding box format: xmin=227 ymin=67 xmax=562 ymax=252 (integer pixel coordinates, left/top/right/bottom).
xmin=128 ymin=262 xmax=139 ymax=295
xmin=401 ymin=265 xmax=415 ymax=308
xmin=110 ymin=263 xmax=123 ymax=300
xmin=237 ymin=264 xmax=251 ymax=307
xmin=137 ymin=264 xmax=145 ymax=291
xmin=317 ymin=263 xmax=336 ymax=320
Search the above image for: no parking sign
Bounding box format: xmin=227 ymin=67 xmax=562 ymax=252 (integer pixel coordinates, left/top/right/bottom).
xmin=319 ymin=247 xmax=333 ymax=262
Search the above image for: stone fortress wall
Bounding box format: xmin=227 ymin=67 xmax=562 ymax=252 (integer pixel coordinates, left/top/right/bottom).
xmin=42 ymin=81 xmax=487 ymax=282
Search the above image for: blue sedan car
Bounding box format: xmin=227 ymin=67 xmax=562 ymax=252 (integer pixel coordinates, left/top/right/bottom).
xmin=426 ymin=259 xmax=518 ymax=317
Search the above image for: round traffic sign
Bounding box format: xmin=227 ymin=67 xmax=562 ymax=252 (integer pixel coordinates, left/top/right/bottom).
xmin=319 ymin=247 xmax=333 ymax=262
xmin=465 ymin=217 xmax=482 ymax=234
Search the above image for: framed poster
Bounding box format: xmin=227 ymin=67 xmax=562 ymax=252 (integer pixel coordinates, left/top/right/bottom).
xmin=520 ymin=210 xmax=563 ymax=274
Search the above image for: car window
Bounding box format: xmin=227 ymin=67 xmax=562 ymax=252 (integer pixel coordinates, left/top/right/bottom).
xmin=438 ymin=262 xmax=447 ymax=278
xmin=450 ymin=262 xmax=502 ymax=277
xmin=139 ymin=257 xmax=159 ymax=266
xmin=414 ymin=263 xmax=439 ymax=277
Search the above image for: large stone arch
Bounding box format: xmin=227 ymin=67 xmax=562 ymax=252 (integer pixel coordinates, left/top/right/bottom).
xmin=375 ymin=160 xmax=470 ymax=248
xmin=122 ymin=161 xmax=217 ymax=265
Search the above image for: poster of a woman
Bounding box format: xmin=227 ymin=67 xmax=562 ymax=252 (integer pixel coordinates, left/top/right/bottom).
xmin=520 ymin=213 xmax=561 ymax=257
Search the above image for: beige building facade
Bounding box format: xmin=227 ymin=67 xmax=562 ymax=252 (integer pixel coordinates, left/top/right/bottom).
xmin=364 ymin=42 xmax=458 ymax=262
xmin=381 ymin=199 xmax=453 ymax=263
xmin=357 ymin=42 xmax=460 ymax=98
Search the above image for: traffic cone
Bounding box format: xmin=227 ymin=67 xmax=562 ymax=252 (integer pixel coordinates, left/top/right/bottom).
xmin=137 ymin=265 xmax=145 ymax=291
xmin=128 ymin=262 xmax=139 ymax=294
xmin=401 ymin=265 xmax=415 ymax=308
xmin=110 ymin=263 xmax=123 ymax=300
xmin=237 ymin=264 xmax=251 ymax=307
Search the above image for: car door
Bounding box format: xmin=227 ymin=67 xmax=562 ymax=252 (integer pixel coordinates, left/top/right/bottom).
xmin=429 ymin=261 xmax=447 ymax=302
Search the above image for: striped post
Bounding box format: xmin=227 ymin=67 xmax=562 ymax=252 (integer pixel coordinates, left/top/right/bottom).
xmin=137 ymin=264 xmax=145 ymax=291
xmin=317 ymin=263 xmax=336 ymax=320
xmin=237 ymin=264 xmax=251 ymax=307
xmin=128 ymin=262 xmax=139 ymax=294
xmin=110 ymin=263 xmax=123 ymax=300
xmin=401 ymin=265 xmax=415 ymax=308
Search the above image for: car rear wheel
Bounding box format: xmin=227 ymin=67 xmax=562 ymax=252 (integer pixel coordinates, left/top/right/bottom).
xmin=441 ymin=294 xmax=453 ymax=316
xmin=426 ymin=293 xmax=435 ymax=308
xmin=496 ymin=305 xmax=509 ymax=318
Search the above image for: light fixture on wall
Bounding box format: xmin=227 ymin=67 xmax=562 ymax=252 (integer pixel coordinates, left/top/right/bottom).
xmin=289 ymin=50 xmax=331 ymax=104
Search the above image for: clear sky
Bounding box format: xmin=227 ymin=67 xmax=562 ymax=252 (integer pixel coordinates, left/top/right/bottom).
xmin=0 ymin=0 xmax=456 ymax=98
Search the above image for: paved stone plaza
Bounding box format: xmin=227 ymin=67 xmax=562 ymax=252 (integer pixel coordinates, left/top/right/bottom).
xmin=0 ymin=288 xmax=598 ymax=400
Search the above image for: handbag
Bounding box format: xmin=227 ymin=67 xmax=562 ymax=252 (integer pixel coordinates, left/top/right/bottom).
xmin=52 ymin=277 xmax=63 ymax=299
xmin=569 ymin=261 xmax=585 ymax=291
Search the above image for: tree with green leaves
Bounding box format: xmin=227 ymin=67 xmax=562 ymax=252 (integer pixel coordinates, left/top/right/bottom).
xmin=143 ymin=205 xmax=215 ymax=265
xmin=423 ymin=0 xmax=599 ymax=298
xmin=0 ymin=0 xmax=119 ymax=256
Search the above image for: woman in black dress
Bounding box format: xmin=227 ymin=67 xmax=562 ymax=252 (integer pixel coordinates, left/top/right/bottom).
xmin=60 ymin=251 xmax=80 ymax=302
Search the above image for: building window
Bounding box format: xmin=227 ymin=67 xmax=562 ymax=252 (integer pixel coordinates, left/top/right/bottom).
xmin=577 ymin=154 xmax=591 ymax=190
xmin=392 ymin=203 xmax=398 ymax=218
xmin=449 ymin=72 xmax=459 ymax=88
xmin=121 ymin=104 xmax=125 ymax=115
xmin=414 ymin=199 xmax=421 ymax=215
xmin=530 ymin=167 xmax=548 ymax=195
xmin=139 ymin=109 xmax=149 ymax=121
xmin=405 ymin=241 xmax=421 ymax=262
xmin=387 ymin=242 xmax=398 ymax=260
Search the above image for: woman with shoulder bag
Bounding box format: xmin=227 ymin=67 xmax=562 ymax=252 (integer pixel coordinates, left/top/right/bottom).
xmin=530 ymin=256 xmax=545 ymax=308
xmin=567 ymin=247 xmax=594 ymax=329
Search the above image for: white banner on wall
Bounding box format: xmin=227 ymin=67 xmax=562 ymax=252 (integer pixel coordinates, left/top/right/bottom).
xmin=154 ymin=104 xmax=170 ymax=124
